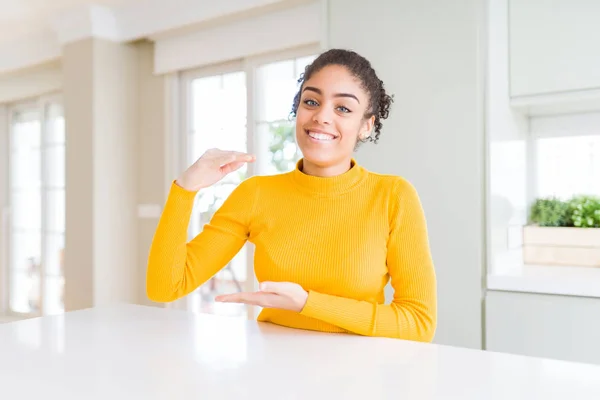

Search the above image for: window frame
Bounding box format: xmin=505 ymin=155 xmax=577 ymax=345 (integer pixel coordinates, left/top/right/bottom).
xmin=1 ymin=92 xmax=64 ymax=320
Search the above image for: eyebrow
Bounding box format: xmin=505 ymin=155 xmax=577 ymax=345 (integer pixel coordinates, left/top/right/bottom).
xmin=302 ymin=86 xmax=360 ymax=104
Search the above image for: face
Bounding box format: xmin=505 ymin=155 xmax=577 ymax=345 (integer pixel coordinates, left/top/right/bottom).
xmin=295 ymin=64 xmax=374 ymax=169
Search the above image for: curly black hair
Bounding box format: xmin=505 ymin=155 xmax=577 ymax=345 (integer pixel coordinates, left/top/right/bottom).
xmin=291 ymin=49 xmax=393 ymax=144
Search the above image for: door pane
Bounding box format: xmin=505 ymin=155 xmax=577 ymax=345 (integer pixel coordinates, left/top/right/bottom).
xmin=10 ymin=111 xmax=41 ymax=150
xmin=10 ymin=146 xmax=41 ymax=190
xmin=255 ymin=55 xmax=316 ymax=175
xmin=10 ymin=268 xmax=41 ymax=314
xmin=11 ymin=189 xmax=41 ymax=231
xmin=46 ymin=189 xmax=65 ymax=233
xmin=256 ymin=60 xmax=296 ymax=122
xmin=46 ymin=103 xmax=65 ymax=145
xmin=10 ymin=232 xmax=42 ymax=272
xmin=191 ymin=72 xmax=247 ymax=156
xmin=188 ymin=71 xmax=248 ymax=317
xmin=8 ymin=102 xmax=65 ymax=316
xmin=44 ymin=276 xmax=65 ymax=315
xmin=43 ymin=102 xmax=66 ymax=315
xmin=257 ymin=121 xmax=300 ymax=175
xmin=45 ymin=145 xmax=65 ymax=188
xmin=45 ymin=233 xmax=65 ymax=276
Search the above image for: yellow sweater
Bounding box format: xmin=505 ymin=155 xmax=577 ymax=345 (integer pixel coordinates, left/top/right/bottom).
xmin=147 ymin=159 xmax=437 ymax=342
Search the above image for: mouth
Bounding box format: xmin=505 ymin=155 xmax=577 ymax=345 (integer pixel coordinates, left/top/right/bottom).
xmin=305 ymin=129 xmax=338 ymax=142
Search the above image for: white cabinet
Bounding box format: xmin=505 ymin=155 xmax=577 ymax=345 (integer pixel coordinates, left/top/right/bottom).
xmin=509 ymin=0 xmax=600 ymax=98
xmin=486 ymin=290 xmax=600 ymax=365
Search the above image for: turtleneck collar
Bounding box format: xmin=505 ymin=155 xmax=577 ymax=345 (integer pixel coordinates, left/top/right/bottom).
xmin=290 ymin=158 xmax=368 ymax=197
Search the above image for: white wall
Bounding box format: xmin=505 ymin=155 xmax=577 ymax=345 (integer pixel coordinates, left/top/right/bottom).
xmin=136 ymin=41 xmax=167 ymax=307
xmin=328 ymin=0 xmax=486 ymax=349
xmin=63 ymin=38 xmax=139 ymax=310
xmin=93 ymin=39 xmax=139 ymax=306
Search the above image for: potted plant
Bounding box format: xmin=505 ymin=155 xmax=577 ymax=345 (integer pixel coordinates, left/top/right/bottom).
xmin=524 ymin=195 xmax=600 ymax=267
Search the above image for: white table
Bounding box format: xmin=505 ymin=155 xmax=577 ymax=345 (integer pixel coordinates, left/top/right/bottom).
xmin=1 ymin=304 xmax=600 ymax=399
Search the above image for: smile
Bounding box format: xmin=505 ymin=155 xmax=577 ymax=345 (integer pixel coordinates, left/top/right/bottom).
xmin=306 ymin=130 xmax=338 ymax=141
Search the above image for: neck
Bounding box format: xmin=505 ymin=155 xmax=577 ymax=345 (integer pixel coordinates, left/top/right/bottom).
xmin=292 ymin=157 xmax=366 ymax=197
xmin=300 ymin=158 xmax=353 ymax=177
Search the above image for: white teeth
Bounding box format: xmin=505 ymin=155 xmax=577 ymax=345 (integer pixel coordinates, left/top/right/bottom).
xmin=308 ymin=131 xmax=336 ymax=141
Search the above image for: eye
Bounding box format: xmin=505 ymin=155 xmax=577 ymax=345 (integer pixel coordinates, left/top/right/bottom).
xmin=303 ymin=99 xmax=318 ymax=107
xmin=337 ymin=106 xmax=351 ymax=113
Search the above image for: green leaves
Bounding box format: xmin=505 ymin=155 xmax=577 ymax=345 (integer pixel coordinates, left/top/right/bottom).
xmin=530 ymin=195 xmax=600 ymax=228
xmin=568 ymin=195 xmax=600 ymax=228
xmin=268 ymin=122 xmax=300 ymax=173
xmin=530 ymin=197 xmax=570 ymax=227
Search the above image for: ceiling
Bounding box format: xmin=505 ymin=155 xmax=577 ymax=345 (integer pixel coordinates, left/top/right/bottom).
xmin=0 ymin=0 xmax=139 ymax=43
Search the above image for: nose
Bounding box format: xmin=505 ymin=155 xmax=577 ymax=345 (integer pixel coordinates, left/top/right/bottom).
xmin=312 ymin=104 xmax=333 ymax=125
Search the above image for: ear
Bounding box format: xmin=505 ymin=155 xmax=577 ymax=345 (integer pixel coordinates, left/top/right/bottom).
xmin=360 ymin=115 xmax=375 ymax=140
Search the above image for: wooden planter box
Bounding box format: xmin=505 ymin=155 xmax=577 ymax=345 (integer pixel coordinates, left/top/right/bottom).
xmin=523 ymin=226 xmax=600 ymax=267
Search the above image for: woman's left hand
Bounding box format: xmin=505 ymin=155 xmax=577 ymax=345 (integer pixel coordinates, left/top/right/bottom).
xmin=215 ymin=281 xmax=308 ymax=312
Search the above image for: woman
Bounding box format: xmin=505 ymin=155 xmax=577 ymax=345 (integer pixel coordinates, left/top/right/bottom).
xmin=147 ymin=49 xmax=437 ymax=342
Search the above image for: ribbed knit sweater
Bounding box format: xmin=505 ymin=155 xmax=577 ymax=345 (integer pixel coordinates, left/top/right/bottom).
xmin=146 ymin=159 xmax=437 ymax=341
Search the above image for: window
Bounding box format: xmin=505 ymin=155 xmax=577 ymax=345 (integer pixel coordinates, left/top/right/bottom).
xmin=536 ymin=135 xmax=600 ymax=200
xmin=487 ymin=111 xmax=600 ymax=281
xmin=173 ymin=50 xmax=317 ymax=317
xmin=5 ymin=98 xmax=65 ymax=317
xmin=255 ymin=55 xmax=316 ymax=175
xmin=530 ymin=112 xmax=600 ymax=202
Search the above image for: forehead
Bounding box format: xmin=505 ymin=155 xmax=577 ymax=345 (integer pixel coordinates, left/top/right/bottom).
xmin=303 ymin=65 xmax=367 ymax=100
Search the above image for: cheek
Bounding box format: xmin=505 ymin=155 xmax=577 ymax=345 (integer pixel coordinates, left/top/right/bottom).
xmin=295 ymin=107 xmax=310 ymax=125
xmin=295 ymin=108 xmax=311 ymax=135
xmin=337 ymin=117 xmax=363 ymax=142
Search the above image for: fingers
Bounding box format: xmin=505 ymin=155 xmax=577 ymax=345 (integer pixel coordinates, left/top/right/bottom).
xmin=220 ymin=161 xmax=246 ymax=175
xmin=199 ymin=149 xmax=255 ymax=167
xmin=224 ymin=152 xmax=255 ymax=164
xmin=213 ymin=150 xmax=255 ymax=164
xmin=230 ymin=151 xmax=255 ymax=161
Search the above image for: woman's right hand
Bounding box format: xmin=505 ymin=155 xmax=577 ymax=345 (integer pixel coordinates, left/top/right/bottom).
xmin=175 ymin=148 xmax=255 ymax=192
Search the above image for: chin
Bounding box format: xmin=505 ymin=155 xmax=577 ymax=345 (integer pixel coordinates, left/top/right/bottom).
xmin=299 ymin=148 xmax=339 ymax=167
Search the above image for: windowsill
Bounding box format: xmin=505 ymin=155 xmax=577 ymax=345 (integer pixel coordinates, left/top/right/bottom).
xmin=487 ymin=263 xmax=600 ymax=298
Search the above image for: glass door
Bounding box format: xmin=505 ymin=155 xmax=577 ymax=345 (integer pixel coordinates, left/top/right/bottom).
xmin=7 ymin=99 xmax=65 ymax=317
xmin=183 ymin=69 xmax=249 ymax=318
xmin=8 ymin=107 xmax=42 ymax=315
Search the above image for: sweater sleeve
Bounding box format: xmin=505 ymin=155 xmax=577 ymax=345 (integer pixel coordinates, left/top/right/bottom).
xmin=299 ymin=178 xmax=437 ymax=342
xmin=146 ymin=177 xmax=257 ymax=302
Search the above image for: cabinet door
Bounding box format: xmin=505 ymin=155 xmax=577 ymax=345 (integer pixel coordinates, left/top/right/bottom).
xmin=510 ymin=0 xmax=600 ymax=97
xmin=486 ymin=290 xmax=600 ymax=364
